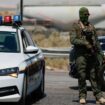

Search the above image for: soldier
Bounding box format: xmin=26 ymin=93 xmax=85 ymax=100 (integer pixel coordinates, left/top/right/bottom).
xmin=70 ymin=7 xmax=105 ymax=104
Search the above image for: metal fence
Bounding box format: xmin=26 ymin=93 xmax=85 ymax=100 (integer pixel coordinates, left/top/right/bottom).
xmin=41 ymin=47 xmax=72 ymax=58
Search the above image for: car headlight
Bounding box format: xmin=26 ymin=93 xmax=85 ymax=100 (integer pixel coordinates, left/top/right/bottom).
xmin=0 ymin=67 xmax=19 ymax=77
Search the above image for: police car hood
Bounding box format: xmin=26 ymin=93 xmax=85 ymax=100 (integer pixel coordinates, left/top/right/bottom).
xmin=0 ymin=53 xmax=25 ymax=69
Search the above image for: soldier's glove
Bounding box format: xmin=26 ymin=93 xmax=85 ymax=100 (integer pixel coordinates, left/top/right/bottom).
xmin=85 ymin=41 xmax=92 ymax=49
xmin=85 ymin=41 xmax=95 ymax=54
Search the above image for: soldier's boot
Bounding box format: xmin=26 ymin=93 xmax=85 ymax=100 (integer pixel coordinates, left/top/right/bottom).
xmin=79 ymin=98 xmax=86 ymax=104
xmin=96 ymin=97 xmax=105 ymax=104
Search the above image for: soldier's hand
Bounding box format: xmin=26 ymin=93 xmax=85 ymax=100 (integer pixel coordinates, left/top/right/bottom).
xmin=85 ymin=42 xmax=92 ymax=49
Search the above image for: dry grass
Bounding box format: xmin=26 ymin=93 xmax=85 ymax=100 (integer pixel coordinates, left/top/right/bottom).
xmin=32 ymin=32 xmax=70 ymax=47
xmin=45 ymin=58 xmax=69 ymax=71
xmin=0 ymin=11 xmax=15 ymax=16
xmin=32 ymin=32 xmax=70 ymax=71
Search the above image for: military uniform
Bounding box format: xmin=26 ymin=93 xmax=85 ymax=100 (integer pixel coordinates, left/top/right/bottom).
xmin=70 ymin=7 xmax=105 ymax=104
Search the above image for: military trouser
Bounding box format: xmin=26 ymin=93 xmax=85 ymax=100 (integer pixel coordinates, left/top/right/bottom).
xmin=75 ymin=54 xmax=103 ymax=100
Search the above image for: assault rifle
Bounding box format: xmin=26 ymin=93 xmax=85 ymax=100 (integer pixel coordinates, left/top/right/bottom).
xmin=81 ymin=29 xmax=97 ymax=54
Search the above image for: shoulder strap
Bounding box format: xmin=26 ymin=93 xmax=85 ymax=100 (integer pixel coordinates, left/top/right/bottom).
xmin=79 ymin=21 xmax=93 ymax=30
xmin=78 ymin=21 xmax=85 ymax=29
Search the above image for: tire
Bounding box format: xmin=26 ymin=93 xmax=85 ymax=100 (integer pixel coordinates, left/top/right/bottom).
xmin=18 ymin=75 xmax=27 ymax=105
xmin=99 ymin=65 xmax=105 ymax=91
xmin=32 ymin=65 xmax=45 ymax=98
xmin=37 ymin=70 xmax=45 ymax=97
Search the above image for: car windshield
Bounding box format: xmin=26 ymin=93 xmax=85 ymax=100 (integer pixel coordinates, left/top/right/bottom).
xmin=98 ymin=38 xmax=105 ymax=51
xmin=0 ymin=31 xmax=20 ymax=53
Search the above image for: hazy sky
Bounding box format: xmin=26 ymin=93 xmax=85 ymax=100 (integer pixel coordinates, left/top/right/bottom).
xmin=24 ymin=0 xmax=105 ymax=6
xmin=0 ymin=0 xmax=105 ymax=6
xmin=0 ymin=0 xmax=19 ymax=5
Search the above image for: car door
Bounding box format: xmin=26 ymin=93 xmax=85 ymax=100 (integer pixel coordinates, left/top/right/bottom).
xmin=21 ymin=29 xmax=43 ymax=94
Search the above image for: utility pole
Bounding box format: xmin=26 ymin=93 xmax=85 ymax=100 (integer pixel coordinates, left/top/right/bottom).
xmin=20 ymin=0 xmax=23 ymax=22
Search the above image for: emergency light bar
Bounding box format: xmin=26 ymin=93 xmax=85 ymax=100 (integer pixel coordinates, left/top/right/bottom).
xmin=0 ymin=15 xmax=22 ymax=25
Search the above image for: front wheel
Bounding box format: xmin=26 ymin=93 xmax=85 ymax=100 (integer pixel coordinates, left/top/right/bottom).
xmin=37 ymin=70 xmax=45 ymax=97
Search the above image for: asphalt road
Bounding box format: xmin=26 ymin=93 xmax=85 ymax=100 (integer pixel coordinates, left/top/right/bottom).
xmin=1 ymin=70 xmax=105 ymax=105
xmin=30 ymin=70 xmax=105 ymax=105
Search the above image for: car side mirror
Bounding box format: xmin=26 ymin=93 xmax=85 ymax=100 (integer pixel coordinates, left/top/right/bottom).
xmin=24 ymin=46 xmax=39 ymax=54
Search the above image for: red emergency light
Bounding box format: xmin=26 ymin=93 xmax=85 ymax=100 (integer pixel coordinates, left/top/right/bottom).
xmin=4 ymin=16 xmax=12 ymax=24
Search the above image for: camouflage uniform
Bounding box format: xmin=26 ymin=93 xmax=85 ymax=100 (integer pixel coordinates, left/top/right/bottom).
xmin=70 ymin=7 xmax=104 ymax=100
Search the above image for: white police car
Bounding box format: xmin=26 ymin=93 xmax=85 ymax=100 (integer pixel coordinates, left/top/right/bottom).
xmin=0 ymin=15 xmax=45 ymax=104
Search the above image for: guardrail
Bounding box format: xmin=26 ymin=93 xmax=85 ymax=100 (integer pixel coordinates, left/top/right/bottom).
xmin=41 ymin=47 xmax=73 ymax=58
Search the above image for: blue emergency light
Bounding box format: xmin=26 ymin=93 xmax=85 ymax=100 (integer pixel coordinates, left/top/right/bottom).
xmin=13 ymin=15 xmax=21 ymax=23
xmin=0 ymin=16 xmax=2 ymax=24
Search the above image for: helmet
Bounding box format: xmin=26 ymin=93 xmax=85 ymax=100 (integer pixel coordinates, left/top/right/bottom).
xmin=79 ymin=7 xmax=90 ymax=24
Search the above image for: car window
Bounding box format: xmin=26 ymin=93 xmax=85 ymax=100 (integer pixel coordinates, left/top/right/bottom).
xmin=98 ymin=38 xmax=105 ymax=50
xmin=24 ymin=30 xmax=35 ymax=46
xmin=0 ymin=31 xmax=20 ymax=53
xmin=21 ymin=30 xmax=35 ymax=50
xmin=98 ymin=38 xmax=105 ymax=43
